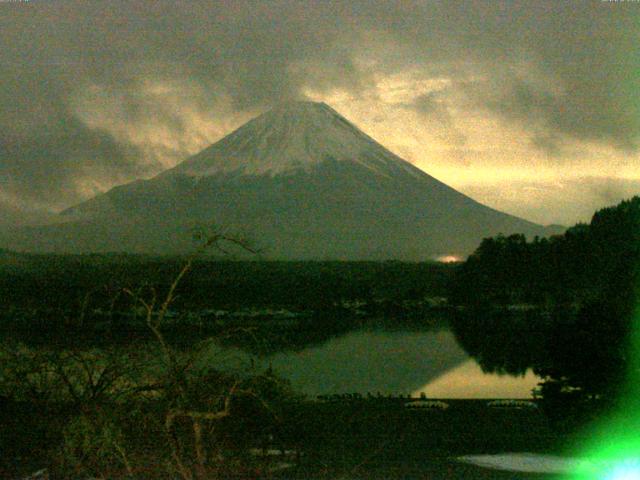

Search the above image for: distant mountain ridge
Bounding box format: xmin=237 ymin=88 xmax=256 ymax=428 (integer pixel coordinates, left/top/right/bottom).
xmin=3 ymin=101 xmax=562 ymax=259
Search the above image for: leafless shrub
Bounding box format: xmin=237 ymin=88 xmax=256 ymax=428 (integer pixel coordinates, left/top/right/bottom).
xmin=0 ymin=230 xmax=295 ymax=479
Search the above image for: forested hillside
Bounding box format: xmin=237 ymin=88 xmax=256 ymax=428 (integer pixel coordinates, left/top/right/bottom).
xmin=450 ymin=196 xmax=640 ymax=308
xmin=450 ymin=197 xmax=640 ymax=417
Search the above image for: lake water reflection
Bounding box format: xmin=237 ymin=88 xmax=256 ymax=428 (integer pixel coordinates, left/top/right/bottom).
xmin=221 ymin=326 xmax=540 ymax=399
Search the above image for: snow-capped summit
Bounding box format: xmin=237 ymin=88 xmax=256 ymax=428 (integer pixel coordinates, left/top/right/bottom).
xmin=171 ymin=101 xmax=420 ymax=179
xmin=5 ymin=102 xmax=561 ymax=258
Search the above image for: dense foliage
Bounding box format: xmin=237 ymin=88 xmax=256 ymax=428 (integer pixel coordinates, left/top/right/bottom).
xmin=450 ymin=197 xmax=640 ymax=419
xmin=0 ymin=258 xmax=453 ymax=352
xmin=0 ymin=257 xmax=452 ymax=312
xmin=450 ymin=197 xmax=640 ymax=308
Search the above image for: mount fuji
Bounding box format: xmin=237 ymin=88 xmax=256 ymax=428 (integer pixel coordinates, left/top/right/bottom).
xmin=3 ymin=102 xmax=560 ymax=259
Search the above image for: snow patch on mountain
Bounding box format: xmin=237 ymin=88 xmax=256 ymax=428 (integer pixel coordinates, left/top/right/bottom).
xmin=170 ymin=101 xmax=424 ymax=179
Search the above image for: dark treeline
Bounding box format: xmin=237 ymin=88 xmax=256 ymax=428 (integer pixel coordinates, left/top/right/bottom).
xmin=450 ymin=197 xmax=640 ymax=308
xmin=0 ymin=256 xmax=453 ymax=351
xmin=449 ymin=197 xmax=640 ymax=423
xmin=0 ymin=256 xmax=453 ymax=312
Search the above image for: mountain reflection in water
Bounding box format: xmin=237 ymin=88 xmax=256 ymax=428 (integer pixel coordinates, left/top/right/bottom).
xmin=266 ymin=329 xmax=466 ymax=396
xmin=214 ymin=326 xmax=540 ymax=398
xmin=414 ymin=360 xmax=540 ymax=399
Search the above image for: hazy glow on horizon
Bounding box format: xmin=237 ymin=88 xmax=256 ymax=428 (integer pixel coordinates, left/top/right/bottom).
xmin=303 ymin=77 xmax=640 ymax=226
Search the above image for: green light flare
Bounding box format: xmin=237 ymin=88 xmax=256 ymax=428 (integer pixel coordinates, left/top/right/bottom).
xmin=566 ymin=303 xmax=640 ymax=479
xmin=601 ymin=460 xmax=640 ymax=480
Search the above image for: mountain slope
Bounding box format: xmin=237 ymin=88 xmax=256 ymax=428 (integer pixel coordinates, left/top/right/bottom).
xmin=3 ymin=102 xmax=560 ymax=259
xmin=172 ymin=101 xmax=424 ymax=178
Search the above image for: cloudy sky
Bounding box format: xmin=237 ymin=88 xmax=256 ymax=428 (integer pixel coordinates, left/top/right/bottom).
xmin=1 ymin=0 xmax=638 ymax=226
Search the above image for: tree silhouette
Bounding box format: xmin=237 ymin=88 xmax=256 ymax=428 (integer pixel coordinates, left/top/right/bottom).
xmin=450 ymin=196 xmax=640 ymax=409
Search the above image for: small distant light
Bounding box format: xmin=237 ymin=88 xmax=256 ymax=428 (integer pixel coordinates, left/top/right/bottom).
xmin=436 ymin=255 xmax=461 ymax=263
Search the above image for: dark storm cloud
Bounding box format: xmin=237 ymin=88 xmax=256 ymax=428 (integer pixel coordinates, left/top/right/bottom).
xmin=1 ymin=120 xmax=145 ymax=210
xmin=0 ymin=0 xmax=638 ymax=214
xmin=0 ymin=0 xmax=368 ymax=211
xmin=377 ymin=1 xmax=640 ymax=153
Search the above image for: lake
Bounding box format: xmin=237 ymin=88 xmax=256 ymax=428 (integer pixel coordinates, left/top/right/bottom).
xmin=211 ymin=325 xmax=540 ymax=399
